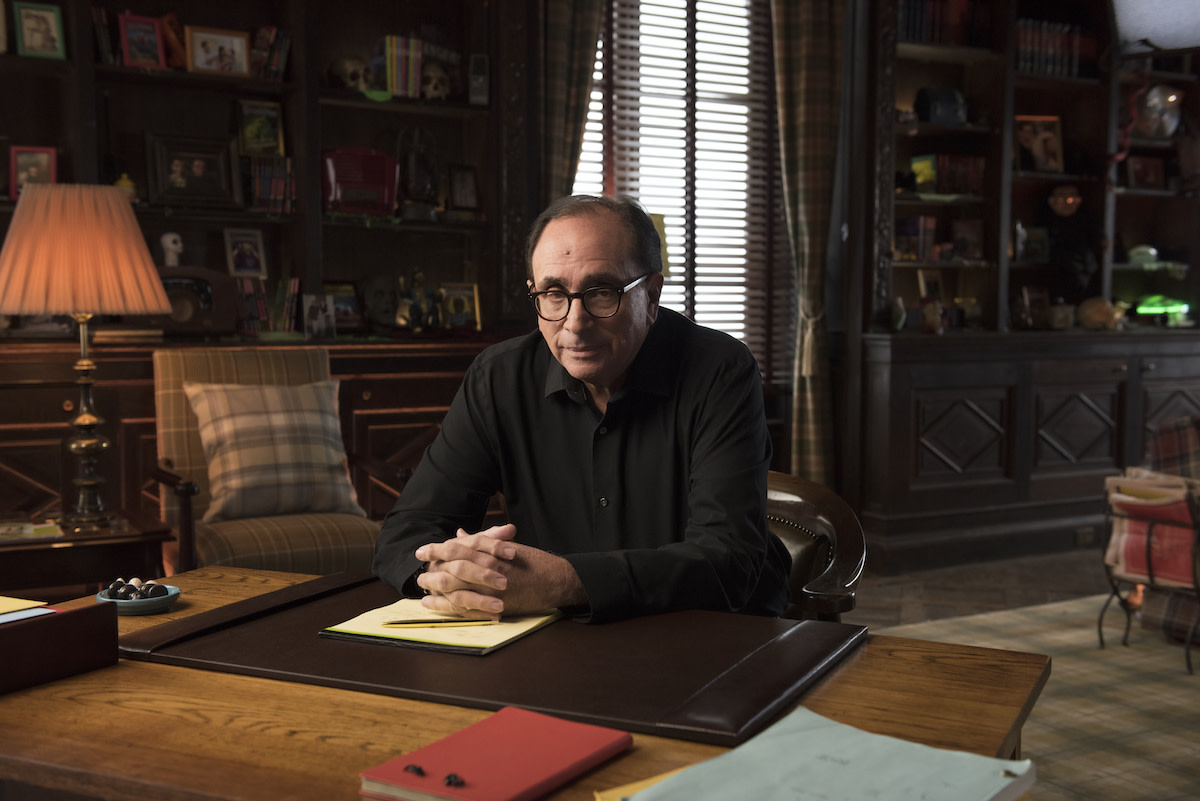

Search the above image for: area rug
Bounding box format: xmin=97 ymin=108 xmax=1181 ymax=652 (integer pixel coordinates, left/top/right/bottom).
xmin=880 ymin=595 xmax=1199 ymax=801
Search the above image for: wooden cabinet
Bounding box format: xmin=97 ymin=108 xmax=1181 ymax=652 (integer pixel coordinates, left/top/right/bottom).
xmin=860 ymin=332 xmax=1200 ymax=571
xmin=0 ymin=341 xmax=489 ymax=525
xmin=846 ymin=1 xmax=1200 ymax=570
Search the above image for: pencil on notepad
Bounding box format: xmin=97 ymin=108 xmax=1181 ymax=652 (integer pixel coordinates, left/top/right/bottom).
xmin=381 ymin=618 xmax=497 ymax=628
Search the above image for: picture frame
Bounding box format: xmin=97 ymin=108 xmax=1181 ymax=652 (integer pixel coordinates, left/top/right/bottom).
xmin=1127 ymin=155 xmax=1166 ymax=190
xmin=1014 ymin=115 xmax=1064 ymax=173
xmin=303 ymin=294 xmax=336 ymax=340
xmin=13 ymin=2 xmax=65 ymax=60
xmin=119 ymin=13 xmax=166 ymax=70
xmin=184 ymin=25 xmax=251 ymax=77
xmin=237 ymin=99 xmax=285 ymax=157
xmin=448 ymin=164 xmax=479 ymax=210
xmin=146 ymin=134 xmax=243 ymax=208
xmin=9 ymin=145 xmax=56 ymax=199
xmin=323 ymin=282 xmax=367 ymax=335
xmin=439 ymin=282 xmax=482 ymax=331
xmin=916 ymin=268 xmax=943 ymax=301
xmin=223 ymin=228 xmax=267 ymax=278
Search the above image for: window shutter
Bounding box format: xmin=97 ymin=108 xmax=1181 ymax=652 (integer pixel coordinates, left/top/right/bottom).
xmin=573 ymin=0 xmax=788 ymax=383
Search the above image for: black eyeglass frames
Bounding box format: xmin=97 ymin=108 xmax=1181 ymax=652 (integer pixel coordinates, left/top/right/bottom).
xmin=527 ymin=273 xmax=650 ymax=322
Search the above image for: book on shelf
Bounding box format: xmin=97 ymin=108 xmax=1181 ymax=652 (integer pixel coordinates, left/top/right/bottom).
xmin=359 ymin=706 xmax=632 ymax=801
xmin=246 ymin=156 xmax=294 ymax=214
xmin=321 ymin=597 xmax=562 ymax=655
xmin=895 ymin=215 xmax=938 ymax=261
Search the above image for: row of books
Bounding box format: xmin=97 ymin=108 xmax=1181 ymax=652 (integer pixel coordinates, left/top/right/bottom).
xmin=378 ymin=36 xmax=424 ymax=98
xmin=895 ymin=217 xmax=984 ymax=262
xmin=910 ymin=153 xmax=985 ymax=196
xmin=238 ymin=276 xmax=300 ymax=335
xmin=244 ymin=156 xmax=295 ymax=215
xmin=1015 ymin=18 xmax=1098 ymax=79
xmin=249 ymin=26 xmax=291 ymax=81
xmin=896 ymin=0 xmax=993 ymax=48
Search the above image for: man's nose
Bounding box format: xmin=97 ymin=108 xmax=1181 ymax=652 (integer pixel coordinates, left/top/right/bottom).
xmin=562 ymin=296 xmax=593 ymax=329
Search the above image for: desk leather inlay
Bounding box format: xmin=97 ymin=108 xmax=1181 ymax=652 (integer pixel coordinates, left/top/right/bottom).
xmin=118 ymin=574 xmax=866 ymax=746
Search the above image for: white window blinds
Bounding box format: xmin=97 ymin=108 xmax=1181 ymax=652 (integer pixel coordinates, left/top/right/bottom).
xmin=573 ymin=0 xmax=786 ymax=377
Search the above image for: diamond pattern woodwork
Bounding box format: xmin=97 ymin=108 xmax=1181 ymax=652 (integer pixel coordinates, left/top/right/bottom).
xmin=917 ymin=395 xmax=1006 ymax=476
xmin=1035 ymin=390 xmax=1117 ymax=467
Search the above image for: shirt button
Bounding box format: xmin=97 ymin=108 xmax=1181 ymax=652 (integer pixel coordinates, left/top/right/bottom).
xmin=599 ymin=497 xmax=609 ymax=507
xmin=598 ymin=426 xmax=608 ymax=435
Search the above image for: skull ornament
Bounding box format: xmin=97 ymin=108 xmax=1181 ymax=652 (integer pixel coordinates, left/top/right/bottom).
xmin=330 ymin=55 xmax=370 ymax=92
xmin=421 ymin=63 xmax=450 ymax=101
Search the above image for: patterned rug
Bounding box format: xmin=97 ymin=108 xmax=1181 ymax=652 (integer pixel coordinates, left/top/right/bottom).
xmin=879 ymin=595 xmax=1199 ymax=801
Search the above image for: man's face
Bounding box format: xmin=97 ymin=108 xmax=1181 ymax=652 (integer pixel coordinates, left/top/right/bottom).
xmin=529 ymin=212 xmax=662 ymax=399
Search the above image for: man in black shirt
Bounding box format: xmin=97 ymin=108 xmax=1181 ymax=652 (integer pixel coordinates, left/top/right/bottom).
xmin=373 ymin=195 xmax=790 ymax=622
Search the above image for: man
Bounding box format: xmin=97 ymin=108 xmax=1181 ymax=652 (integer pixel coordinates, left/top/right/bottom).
xmin=373 ymin=195 xmax=790 ymax=623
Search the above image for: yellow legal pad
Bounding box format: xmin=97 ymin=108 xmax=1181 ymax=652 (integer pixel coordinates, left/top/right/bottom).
xmin=322 ymin=597 xmax=562 ymax=655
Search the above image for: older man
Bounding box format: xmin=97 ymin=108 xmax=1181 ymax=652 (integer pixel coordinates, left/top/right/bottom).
xmin=373 ymin=195 xmax=789 ymax=622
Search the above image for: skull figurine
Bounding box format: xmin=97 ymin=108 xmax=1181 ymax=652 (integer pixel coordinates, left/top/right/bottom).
xmin=329 ymin=55 xmax=370 ymax=92
xmin=421 ymin=63 xmax=450 ymax=101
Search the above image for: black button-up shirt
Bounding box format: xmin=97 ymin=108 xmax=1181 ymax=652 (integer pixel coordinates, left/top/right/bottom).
xmin=373 ymin=307 xmax=790 ymax=622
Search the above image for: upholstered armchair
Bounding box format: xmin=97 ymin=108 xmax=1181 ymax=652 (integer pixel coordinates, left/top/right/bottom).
xmin=766 ymin=471 xmax=866 ymax=621
xmin=152 ymin=347 xmax=380 ymax=575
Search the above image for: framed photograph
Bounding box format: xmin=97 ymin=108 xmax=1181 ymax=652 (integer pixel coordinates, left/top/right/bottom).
xmin=119 ymin=13 xmax=166 ymax=69
xmin=184 ymin=26 xmax=250 ymax=77
xmin=916 ymin=268 xmax=943 ymax=301
xmin=439 ymin=282 xmax=482 ymax=331
xmin=13 ymin=2 xmax=64 ymax=59
xmin=9 ymin=146 xmax=56 ymax=199
xmin=1014 ymin=115 xmax=1063 ymax=173
xmin=448 ymin=164 xmax=479 ymax=210
xmin=303 ymin=294 xmax=335 ymax=340
xmin=323 ymin=282 xmax=367 ymax=335
xmin=147 ymin=134 xmax=242 ymax=207
xmin=237 ymin=99 xmax=285 ymax=157
xmin=1127 ymin=155 xmax=1166 ymax=190
xmin=223 ymin=228 xmax=267 ymax=278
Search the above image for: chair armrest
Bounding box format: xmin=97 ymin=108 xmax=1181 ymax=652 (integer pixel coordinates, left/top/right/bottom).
xmin=150 ymin=461 xmax=200 ymax=573
xmin=767 ymin=471 xmax=866 ymax=621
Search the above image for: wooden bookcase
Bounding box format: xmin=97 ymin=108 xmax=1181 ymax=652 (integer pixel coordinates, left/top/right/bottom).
xmin=0 ymin=0 xmax=542 ymax=333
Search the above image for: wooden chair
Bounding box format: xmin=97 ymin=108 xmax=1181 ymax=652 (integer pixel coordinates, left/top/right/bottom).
xmin=152 ymin=347 xmax=381 ymax=575
xmin=767 ymin=470 xmax=866 ymax=621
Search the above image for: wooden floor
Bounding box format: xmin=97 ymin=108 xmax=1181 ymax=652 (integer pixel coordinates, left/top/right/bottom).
xmin=841 ymin=546 xmax=1113 ymax=630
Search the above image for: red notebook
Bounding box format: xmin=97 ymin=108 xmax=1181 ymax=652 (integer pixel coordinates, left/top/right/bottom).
xmin=360 ymin=706 xmax=633 ymax=801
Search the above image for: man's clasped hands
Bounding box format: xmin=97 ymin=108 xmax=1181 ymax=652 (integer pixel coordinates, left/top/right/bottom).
xmin=414 ymin=524 xmax=586 ymax=620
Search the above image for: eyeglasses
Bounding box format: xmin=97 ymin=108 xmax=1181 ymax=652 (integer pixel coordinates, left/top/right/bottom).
xmin=527 ymin=274 xmax=650 ymax=322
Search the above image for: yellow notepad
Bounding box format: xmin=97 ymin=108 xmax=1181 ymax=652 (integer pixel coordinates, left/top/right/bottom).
xmin=322 ymin=597 xmax=562 ymax=655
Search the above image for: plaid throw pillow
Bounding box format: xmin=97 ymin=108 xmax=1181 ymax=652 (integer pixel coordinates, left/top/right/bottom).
xmin=183 ymin=380 xmax=366 ymax=523
xmin=1150 ymin=414 xmax=1200 ymax=479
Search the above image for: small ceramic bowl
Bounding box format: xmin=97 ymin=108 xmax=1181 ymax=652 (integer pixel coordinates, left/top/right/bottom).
xmin=95 ymin=584 xmax=182 ymax=616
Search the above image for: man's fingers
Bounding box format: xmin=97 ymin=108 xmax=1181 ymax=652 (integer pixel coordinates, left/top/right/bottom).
xmin=420 ymin=590 xmax=503 ymax=621
xmin=417 ymin=556 xmax=508 ymax=593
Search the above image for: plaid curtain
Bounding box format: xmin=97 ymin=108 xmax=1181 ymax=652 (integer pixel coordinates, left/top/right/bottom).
xmin=771 ymin=0 xmax=843 ymax=484
xmin=543 ymin=0 xmax=605 ymax=203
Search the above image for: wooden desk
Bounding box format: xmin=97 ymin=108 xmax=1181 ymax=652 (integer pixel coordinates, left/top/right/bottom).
xmin=0 ymin=514 xmax=171 ymax=594
xmin=0 ymin=567 xmax=1050 ymax=801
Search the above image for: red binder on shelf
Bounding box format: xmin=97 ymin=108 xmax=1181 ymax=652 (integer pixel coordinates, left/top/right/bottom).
xmin=359 ymin=706 xmax=632 ymax=801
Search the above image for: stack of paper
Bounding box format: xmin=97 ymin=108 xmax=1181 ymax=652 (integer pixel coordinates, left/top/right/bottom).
xmin=600 ymin=706 xmax=1034 ymax=801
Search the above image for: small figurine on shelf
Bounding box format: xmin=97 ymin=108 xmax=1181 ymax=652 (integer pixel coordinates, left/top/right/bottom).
xmin=1042 ymin=184 xmax=1103 ymax=305
xmin=160 ymin=232 xmax=183 ymax=267
xmin=919 ymin=297 xmax=945 ymax=335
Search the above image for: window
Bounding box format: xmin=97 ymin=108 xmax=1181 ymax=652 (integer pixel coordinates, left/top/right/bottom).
xmin=573 ymin=0 xmax=791 ymax=382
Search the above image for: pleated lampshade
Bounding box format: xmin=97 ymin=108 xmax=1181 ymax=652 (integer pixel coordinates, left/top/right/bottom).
xmin=0 ymin=183 xmax=171 ymax=316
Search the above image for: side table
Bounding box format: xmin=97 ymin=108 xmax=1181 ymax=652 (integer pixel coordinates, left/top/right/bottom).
xmin=0 ymin=513 xmax=171 ymax=596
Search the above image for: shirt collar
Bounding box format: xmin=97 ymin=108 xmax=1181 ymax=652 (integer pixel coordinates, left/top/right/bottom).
xmin=540 ymin=307 xmax=681 ymax=404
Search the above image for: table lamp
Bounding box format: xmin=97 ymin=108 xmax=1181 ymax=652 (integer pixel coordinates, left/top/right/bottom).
xmin=0 ymin=183 xmax=171 ymax=531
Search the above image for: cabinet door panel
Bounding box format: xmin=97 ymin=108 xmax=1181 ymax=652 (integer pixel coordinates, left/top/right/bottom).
xmin=0 ymin=422 xmax=68 ymax=520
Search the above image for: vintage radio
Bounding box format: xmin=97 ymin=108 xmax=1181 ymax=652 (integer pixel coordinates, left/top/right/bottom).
xmin=149 ymin=266 xmax=241 ymax=337
xmin=321 ymin=148 xmax=400 ymax=216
